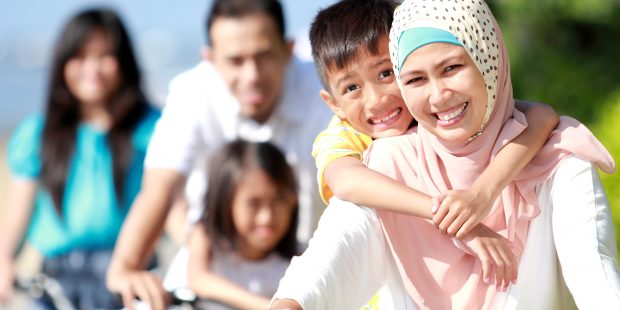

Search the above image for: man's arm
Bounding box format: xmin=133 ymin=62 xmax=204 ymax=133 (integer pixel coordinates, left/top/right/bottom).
xmin=433 ymin=100 xmax=559 ymax=239
xmin=106 ymin=168 xmax=184 ymax=310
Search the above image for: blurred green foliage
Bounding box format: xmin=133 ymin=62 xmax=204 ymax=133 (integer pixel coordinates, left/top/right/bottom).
xmin=489 ymin=0 xmax=620 ymax=250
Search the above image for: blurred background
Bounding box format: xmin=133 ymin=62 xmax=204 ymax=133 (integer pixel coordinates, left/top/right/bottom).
xmin=0 ymin=0 xmax=618 ymax=289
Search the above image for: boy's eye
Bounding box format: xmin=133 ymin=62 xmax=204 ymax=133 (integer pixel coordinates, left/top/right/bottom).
xmin=344 ymin=84 xmax=360 ymax=94
xmin=379 ymin=69 xmax=394 ymax=79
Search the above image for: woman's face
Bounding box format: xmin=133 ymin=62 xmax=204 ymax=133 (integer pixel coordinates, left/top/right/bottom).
xmin=399 ymin=43 xmax=488 ymax=143
xmin=64 ymin=29 xmax=121 ymax=106
xmin=231 ymin=166 xmax=296 ymax=260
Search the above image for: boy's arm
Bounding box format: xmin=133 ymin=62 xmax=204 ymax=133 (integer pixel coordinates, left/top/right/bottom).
xmin=325 ymin=156 xmax=433 ymax=219
xmin=434 ymin=100 xmax=559 ymax=239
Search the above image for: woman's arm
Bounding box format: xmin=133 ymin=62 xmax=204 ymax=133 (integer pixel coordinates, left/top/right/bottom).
xmin=0 ymin=178 xmax=37 ymax=301
xmin=325 ymin=156 xmax=433 ymax=218
xmin=434 ymin=100 xmax=559 ymax=239
xmin=187 ymin=223 xmax=270 ymax=310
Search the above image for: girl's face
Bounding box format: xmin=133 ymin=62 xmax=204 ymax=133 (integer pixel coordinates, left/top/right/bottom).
xmin=64 ymin=29 xmax=121 ymax=106
xmin=232 ymin=166 xmax=296 ymax=260
xmin=399 ymin=43 xmax=488 ymax=143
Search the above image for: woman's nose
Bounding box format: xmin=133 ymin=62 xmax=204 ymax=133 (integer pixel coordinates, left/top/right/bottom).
xmin=428 ymin=78 xmax=449 ymax=105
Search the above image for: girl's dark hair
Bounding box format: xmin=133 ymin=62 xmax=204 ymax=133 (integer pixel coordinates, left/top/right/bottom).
xmin=40 ymin=8 xmax=147 ymax=213
xmin=309 ymin=0 xmax=397 ymax=91
xmin=202 ymin=140 xmax=299 ymax=259
xmin=205 ymin=0 xmax=285 ymax=46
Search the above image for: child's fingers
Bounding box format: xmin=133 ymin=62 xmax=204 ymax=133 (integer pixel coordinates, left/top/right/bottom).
xmin=446 ymin=213 xmax=467 ymax=236
xmin=487 ymin=247 xmax=506 ymax=291
xmin=432 ymin=202 xmax=450 ymax=227
xmin=437 ymin=210 xmax=458 ymax=234
xmin=431 ymin=193 xmax=447 ymax=214
xmin=455 ymin=218 xmax=478 ymax=240
xmin=431 ymin=196 xmax=441 ymax=214
xmin=479 ymin=252 xmax=492 ymax=284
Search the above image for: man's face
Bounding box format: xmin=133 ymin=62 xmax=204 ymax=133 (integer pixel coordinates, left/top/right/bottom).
xmin=207 ymin=13 xmax=291 ymax=123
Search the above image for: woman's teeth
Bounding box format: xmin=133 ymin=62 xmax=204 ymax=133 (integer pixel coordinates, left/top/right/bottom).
xmin=371 ymin=108 xmax=401 ymax=124
xmin=435 ymin=102 xmax=468 ymax=121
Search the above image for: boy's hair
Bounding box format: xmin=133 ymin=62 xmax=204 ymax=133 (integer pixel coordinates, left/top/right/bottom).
xmin=202 ymin=140 xmax=299 ymax=259
xmin=204 ymin=0 xmax=286 ymax=46
xmin=309 ymin=0 xmax=397 ymax=91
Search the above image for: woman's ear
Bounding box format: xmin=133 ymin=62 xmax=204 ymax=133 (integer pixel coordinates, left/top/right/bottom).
xmin=320 ymin=89 xmax=347 ymax=120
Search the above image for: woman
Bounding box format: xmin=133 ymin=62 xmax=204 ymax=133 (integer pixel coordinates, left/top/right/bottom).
xmin=0 ymin=8 xmax=159 ymax=309
xmin=271 ymin=0 xmax=619 ymax=309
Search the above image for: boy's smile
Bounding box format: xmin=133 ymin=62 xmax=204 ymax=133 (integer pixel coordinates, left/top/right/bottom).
xmin=320 ymin=36 xmax=414 ymax=139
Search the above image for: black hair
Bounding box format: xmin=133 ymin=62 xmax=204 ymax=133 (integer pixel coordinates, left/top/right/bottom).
xmin=202 ymin=140 xmax=299 ymax=259
xmin=40 ymin=7 xmax=147 ymax=213
xmin=309 ymin=0 xmax=397 ymax=91
xmin=205 ymin=0 xmax=285 ymax=46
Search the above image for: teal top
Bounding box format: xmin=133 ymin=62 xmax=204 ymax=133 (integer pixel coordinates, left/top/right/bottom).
xmin=7 ymin=107 xmax=160 ymax=257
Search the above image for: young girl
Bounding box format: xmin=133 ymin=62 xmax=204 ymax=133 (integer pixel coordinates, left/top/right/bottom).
xmin=0 ymin=8 xmax=160 ymax=309
xmin=187 ymin=140 xmax=298 ymax=309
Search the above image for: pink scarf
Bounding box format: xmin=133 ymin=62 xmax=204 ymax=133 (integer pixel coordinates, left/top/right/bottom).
xmin=364 ymin=0 xmax=615 ymax=308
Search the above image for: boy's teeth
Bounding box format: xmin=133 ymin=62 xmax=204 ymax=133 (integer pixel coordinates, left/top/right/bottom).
xmin=371 ymin=108 xmax=400 ymax=124
xmin=436 ymin=102 xmax=467 ymax=121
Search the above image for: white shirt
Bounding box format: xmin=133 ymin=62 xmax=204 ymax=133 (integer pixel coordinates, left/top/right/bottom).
xmin=144 ymin=57 xmax=332 ymax=244
xmin=273 ymin=156 xmax=620 ymax=309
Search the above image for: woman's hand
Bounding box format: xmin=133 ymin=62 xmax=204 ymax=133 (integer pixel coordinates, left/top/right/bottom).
xmin=106 ymin=268 xmax=168 ymax=310
xmin=432 ymin=185 xmax=494 ymax=239
xmin=460 ymin=224 xmax=518 ymax=291
xmin=0 ymin=257 xmax=15 ymax=303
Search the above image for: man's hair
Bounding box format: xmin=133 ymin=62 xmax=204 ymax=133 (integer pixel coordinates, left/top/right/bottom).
xmin=309 ymin=0 xmax=397 ymax=91
xmin=205 ymin=0 xmax=285 ymax=46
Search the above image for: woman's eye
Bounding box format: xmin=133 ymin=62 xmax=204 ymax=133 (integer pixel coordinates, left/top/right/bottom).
xmin=379 ymin=69 xmax=394 ymax=79
xmin=405 ymin=77 xmax=423 ymax=85
xmin=444 ymin=64 xmax=462 ymax=73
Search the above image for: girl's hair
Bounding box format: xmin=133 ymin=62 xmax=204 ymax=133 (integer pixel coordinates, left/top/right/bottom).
xmin=40 ymin=7 xmax=147 ymax=213
xmin=202 ymin=140 xmax=299 ymax=259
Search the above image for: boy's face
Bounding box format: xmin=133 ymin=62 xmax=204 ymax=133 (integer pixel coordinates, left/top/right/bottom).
xmin=320 ymin=36 xmax=413 ymax=139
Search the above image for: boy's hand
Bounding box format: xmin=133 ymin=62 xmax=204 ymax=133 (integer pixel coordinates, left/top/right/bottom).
xmin=432 ymin=186 xmax=494 ymax=239
xmin=461 ymin=224 xmax=518 ymax=291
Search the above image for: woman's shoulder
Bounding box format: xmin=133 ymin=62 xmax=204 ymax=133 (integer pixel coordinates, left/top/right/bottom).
xmin=9 ymin=113 xmax=45 ymax=144
xmin=365 ymin=129 xmax=420 ymax=161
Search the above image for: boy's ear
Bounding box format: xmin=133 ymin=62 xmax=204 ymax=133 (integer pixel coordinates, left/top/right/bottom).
xmin=320 ymin=89 xmax=347 ymax=120
xmin=201 ymin=46 xmax=213 ymax=63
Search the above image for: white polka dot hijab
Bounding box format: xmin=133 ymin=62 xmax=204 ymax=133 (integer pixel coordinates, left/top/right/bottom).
xmin=389 ymin=0 xmax=504 ymax=139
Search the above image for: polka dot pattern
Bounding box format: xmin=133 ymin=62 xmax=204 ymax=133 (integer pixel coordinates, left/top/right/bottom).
xmin=390 ymin=0 xmax=501 ymax=132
